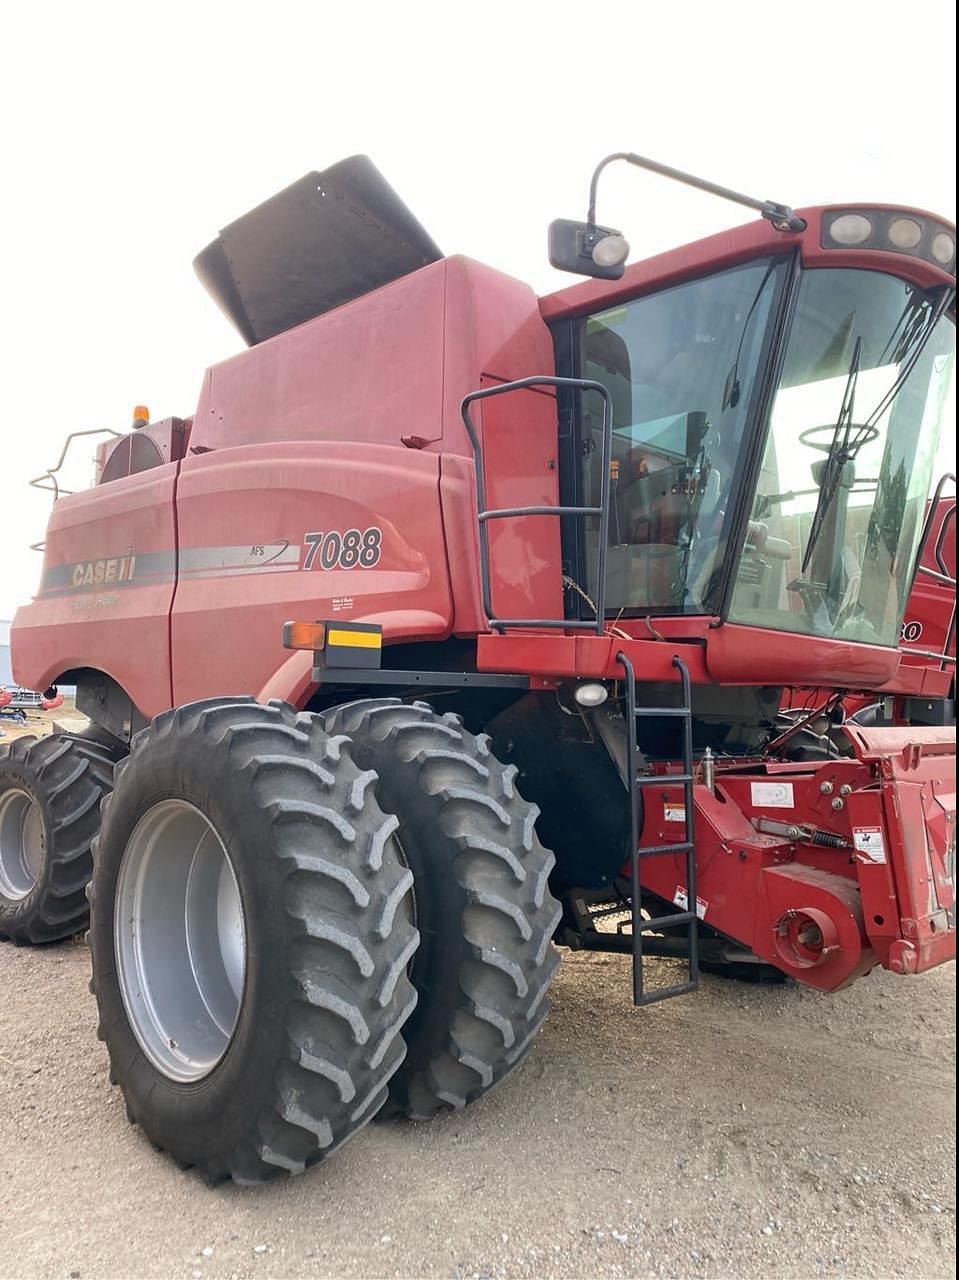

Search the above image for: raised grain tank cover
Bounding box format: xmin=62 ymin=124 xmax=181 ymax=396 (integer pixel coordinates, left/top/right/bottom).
xmin=193 ymin=155 xmax=443 ymax=345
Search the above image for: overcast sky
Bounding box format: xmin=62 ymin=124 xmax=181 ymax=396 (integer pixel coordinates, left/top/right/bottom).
xmin=1 ymin=0 xmax=955 ymax=621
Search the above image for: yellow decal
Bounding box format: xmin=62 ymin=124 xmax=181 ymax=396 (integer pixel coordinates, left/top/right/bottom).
xmin=327 ymin=628 xmax=382 ymax=650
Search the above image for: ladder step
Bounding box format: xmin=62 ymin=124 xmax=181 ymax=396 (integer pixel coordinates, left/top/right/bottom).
xmin=636 ymin=910 xmax=695 ymax=931
xmin=618 ymin=650 xmax=699 ymax=1008
xmin=635 ymin=980 xmax=699 ymax=1008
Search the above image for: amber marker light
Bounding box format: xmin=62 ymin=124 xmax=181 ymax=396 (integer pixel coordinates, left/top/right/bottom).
xmin=282 ymin=621 xmax=327 ymax=651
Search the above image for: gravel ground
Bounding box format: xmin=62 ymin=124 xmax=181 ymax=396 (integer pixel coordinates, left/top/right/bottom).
xmin=0 ymin=937 xmax=954 ymax=1280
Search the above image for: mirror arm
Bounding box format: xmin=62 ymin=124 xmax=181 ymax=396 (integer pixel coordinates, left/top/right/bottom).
xmin=587 ymin=151 xmax=807 ymax=234
xmin=586 ymin=152 xmax=633 ymax=228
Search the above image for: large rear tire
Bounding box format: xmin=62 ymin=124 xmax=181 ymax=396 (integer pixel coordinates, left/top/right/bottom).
xmin=0 ymin=735 xmax=114 ymax=944
xmin=87 ymin=698 xmax=419 ymax=1183
xmin=324 ymin=699 xmax=562 ymax=1120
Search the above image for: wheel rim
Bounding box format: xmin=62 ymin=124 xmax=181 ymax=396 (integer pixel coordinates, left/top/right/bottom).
xmin=114 ymin=799 xmax=246 ymax=1082
xmin=0 ymin=788 xmax=44 ymax=899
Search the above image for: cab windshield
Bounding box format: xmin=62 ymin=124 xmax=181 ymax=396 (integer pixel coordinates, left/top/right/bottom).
xmin=576 ymin=262 xmax=955 ymax=645
xmin=728 ymin=270 xmax=955 ymax=646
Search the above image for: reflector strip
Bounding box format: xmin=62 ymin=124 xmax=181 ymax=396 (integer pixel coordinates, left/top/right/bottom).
xmin=327 ymin=628 xmax=382 ymax=649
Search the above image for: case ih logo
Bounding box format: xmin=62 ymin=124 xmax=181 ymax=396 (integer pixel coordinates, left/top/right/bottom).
xmin=72 ymin=555 xmax=137 ymax=588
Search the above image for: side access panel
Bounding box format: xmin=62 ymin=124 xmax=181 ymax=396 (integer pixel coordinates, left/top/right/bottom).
xmin=171 ymin=441 xmax=453 ymax=704
xmin=11 ymin=465 xmax=178 ymax=718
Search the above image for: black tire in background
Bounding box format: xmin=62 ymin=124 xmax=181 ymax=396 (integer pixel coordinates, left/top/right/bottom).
xmin=87 ymin=698 xmax=419 ymax=1184
xmin=0 ymin=734 xmax=114 ymax=944
xmin=324 ymin=698 xmax=562 ymax=1120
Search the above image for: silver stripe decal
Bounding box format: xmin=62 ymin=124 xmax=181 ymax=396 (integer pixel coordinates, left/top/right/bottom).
xmin=39 ymin=543 xmax=304 ymax=596
xmin=178 ymin=563 xmax=301 ymax=580
xmin=179 ymin=543 xmax=300 ymax=572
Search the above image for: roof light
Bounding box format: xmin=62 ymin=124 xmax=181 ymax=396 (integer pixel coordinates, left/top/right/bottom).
xmin=888 ymin=217 xmax=922 ymax=250
xmin=827 ymin=213 xmax=873 ymax=245
xmin=821 ymin=208 xmax=956 ymax=275
xmin=931 ymin=231 xmax=955 ymax=266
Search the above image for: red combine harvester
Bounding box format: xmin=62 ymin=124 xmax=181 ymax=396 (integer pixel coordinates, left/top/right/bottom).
xmin=2 ymin=154 xmax=956 ymax=1183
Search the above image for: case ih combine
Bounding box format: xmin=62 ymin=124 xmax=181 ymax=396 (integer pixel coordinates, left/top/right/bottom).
xmin=2 ymin=153 xmax=955 ymax=1184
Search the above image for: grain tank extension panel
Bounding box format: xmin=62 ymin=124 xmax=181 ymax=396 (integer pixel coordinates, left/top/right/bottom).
xmin=193 ymin=154 xmax=443 ymax=345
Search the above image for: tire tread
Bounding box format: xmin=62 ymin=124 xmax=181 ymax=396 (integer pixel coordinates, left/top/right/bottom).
xmin=324 ymin=698 xmax=561 ymax=1120
xmin=88 ymin=697 xmax=418 ymax=1182
xmin=0 ymin=735 xmax=115 ymax=944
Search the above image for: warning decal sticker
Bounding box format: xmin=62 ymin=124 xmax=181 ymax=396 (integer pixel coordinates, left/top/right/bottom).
xmin=853 ymin=827 xmax=887 ymax=864
xmin=673 ymin=886 xmax=708 ymax=920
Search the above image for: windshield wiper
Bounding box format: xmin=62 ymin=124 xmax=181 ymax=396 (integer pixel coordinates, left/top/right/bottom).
xmin=800 ymin=337 xmax=863 ymax=574
xmin=798 ymin=286 xmax=954 ymax=578
xmin=722 ymin=260 xmax=780 ymax=410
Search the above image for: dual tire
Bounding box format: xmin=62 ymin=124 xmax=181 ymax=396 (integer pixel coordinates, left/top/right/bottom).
xmin=85 ymin=697 xmax=561 ymax=1181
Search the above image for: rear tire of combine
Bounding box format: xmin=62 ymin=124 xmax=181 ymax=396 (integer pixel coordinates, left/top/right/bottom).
xmin=0 ymin=735 xmax=114 ymax=945
xmin=324 ymin=699 xmax=562 ymax=1120
xmin=87 ymin=698 xmax=419 ymax=1184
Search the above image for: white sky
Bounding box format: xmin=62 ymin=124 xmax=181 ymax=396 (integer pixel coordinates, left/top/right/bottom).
xmin=1 ymin=0 xmax=955 ymax=619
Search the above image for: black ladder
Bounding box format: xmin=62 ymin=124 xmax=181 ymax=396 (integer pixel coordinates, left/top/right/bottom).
xmin=617 ymin=652 xmax=700 ymax=1006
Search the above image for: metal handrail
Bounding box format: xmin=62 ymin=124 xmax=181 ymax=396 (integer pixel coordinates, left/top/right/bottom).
xmin=29 ymin=428 xmax=122 ymax=501
xmin=461 ymin=376 xmax=613 ymax=634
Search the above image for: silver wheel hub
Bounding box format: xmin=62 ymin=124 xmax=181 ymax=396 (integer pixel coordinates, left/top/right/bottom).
xmin=114 ymin=800 xmax=246 ymax=1083
xmin=0 ymin=788 xmax=44 ymax=899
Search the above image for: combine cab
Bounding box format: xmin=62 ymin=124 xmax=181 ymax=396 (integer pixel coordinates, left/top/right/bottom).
xmin=2 ymin=152 xmax=955 ymax=1183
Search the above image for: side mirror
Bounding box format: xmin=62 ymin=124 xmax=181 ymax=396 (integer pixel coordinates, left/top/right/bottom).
xmin=548 ymin=219 xmax=629 ymax=280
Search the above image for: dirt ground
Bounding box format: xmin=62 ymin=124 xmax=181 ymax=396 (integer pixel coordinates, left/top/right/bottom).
xmin=1 ymin=930 xmax=954 ymax=1280
xmin=1 ymin=704 xmax=955 ymax=1279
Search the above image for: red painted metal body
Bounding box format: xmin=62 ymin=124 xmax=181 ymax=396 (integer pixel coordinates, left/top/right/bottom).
xmin=14 ymin=255 xmax=557 ymax=710
xmin=11 ymin=202 xmax=956 ymax=990
xmin=622 ymin=725 xmax=955 ymax=989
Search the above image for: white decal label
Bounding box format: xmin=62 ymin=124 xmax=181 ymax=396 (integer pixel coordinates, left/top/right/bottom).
xmin=673 ymin=886 xmax=708 ymax=920
xmin=664 ymin=806 xmax=686 ymax=823
xmin=751 ymin=781 xmax=795 ymax=809
xmin=331 ymin=596 xmax=355 ymax=612
xmin=853 ymin=827 xmax=887 ymax=863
